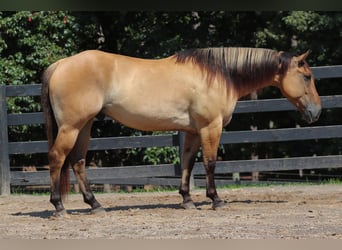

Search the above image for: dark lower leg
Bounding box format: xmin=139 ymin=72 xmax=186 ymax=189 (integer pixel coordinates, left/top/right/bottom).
xmin=48 ymin=149 xmax=67 ymax=215
xmin=179 ymin=165 xmax=195 ymax=207
xmin=50 ymin=179 xmax=65 ymax=213
xmin=82 ymin=184 xmax=102 ymax=210
xmin=179 ymin=153 xmax=196 ymax=202
xmin=205 ymin=160 xmax=225 ymax=209
xmin=199 ymin=121 xmax=225 ymax=209
xmin=178 ymin=132 xmax=200 ymax=209
xmin=72 ymin=159 xmax=103 ymax=211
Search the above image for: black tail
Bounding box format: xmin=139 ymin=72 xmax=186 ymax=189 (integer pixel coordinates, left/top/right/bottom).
xmin=41 ymin=63 xmax=70 ymax=197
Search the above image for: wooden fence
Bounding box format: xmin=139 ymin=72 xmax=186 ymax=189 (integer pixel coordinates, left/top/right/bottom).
xmin=1 ymin=65 xmax=342 ymax=195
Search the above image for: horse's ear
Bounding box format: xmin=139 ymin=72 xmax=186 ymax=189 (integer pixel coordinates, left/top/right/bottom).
xmin=296 ymin=50 xmax=310 ymax=62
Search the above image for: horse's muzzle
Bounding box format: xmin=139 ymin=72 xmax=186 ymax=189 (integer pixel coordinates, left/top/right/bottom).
xmin=303 ymin=103 xmax=322 ymax=124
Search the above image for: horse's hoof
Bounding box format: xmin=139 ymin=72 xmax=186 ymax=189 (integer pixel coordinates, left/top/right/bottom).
xmin=212 ymin=200 xmax=227 ymax=210
xmin=91 ymin=206 xmax=106 ymax=214
xmin=180 ymin=201 xmax=197 ymax=209
xmin=49 ymin=209 xmax=69 ymax=219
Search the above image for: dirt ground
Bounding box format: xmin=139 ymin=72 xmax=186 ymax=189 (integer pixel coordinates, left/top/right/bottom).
xmin=1 ymin=184 xmax=342 ymax=239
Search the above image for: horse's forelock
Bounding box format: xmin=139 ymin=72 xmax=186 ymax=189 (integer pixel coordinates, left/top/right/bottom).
xmin=278 ymin=51 xmax=296 ymax=75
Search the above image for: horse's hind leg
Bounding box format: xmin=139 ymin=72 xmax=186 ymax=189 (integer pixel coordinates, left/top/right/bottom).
xmin=179 ymin=132 xmax=201 ymax=209
xmin=49 ymin=125 xmax=80 ymax=216
xmin=69 ymin=119 xmax=105 ymax=214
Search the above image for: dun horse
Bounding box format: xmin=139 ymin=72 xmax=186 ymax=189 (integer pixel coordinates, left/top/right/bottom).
xmin=41 ymin=47 xmax=321 ymax=216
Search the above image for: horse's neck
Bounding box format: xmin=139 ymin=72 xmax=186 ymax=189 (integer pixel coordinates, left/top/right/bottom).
xmin=236 ymin=77 xmax=277 ymax=99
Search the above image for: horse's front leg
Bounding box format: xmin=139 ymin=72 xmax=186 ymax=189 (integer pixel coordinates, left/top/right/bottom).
xmin=200 ymin=119 xmax=226 ymax=210
xmin=179 ymin=132 xmax=201 ymax=209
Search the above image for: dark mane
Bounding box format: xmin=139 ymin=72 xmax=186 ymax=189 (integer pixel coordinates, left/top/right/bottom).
xmin=175 ymin=47 xmax=293 ymax=95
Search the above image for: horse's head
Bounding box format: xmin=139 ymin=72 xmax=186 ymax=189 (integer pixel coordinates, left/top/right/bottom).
xmin=277 ymin=51 xmax=321 ymax=124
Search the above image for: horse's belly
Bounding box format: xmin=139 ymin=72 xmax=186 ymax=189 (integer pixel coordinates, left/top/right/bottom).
xmin=102 ymin=104 xmax=192 ymax=132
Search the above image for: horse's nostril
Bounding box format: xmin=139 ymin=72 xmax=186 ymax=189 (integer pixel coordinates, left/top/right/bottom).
xmin=309 ymin=104 xmax=321 ymax=123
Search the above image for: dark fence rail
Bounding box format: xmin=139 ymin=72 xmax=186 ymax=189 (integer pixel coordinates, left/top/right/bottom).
xmin=1 ymin=65 xmax=342 ymax=194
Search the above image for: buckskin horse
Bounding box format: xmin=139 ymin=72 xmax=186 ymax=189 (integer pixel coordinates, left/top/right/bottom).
xmin=41 ymin=47 xmax=321 ymax=216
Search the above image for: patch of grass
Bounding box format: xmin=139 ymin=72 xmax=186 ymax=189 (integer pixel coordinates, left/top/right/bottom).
xmin=215 ymin=179 xmax=342 ymax=190
xmin=320 ymin=178 xmax=342 ymax=185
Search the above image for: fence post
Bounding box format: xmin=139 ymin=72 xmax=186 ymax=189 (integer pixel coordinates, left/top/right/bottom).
xmin=178 ymin=131 xmax=195 ymax=190
xmin=0 ymin=85 xmax=11 ymax=195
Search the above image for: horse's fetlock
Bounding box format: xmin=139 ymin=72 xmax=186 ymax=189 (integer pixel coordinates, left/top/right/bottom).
xmin=206 ymin=187 xmax=217 ymax=199
xmin=83 ymin=192 xmax=95 ymax=204
xmin=179 ymin=184 xmax=190 ymax=196
xmin=50 ymin=194 xmax=64 ymax=212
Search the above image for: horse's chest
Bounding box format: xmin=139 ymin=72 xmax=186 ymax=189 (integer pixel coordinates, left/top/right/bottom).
xmin=222 ymin=99 xmax=237 ymax=127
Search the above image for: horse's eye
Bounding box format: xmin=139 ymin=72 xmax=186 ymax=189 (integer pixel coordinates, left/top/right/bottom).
xmin=304 ymin=74 xmax=311 ymax=82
